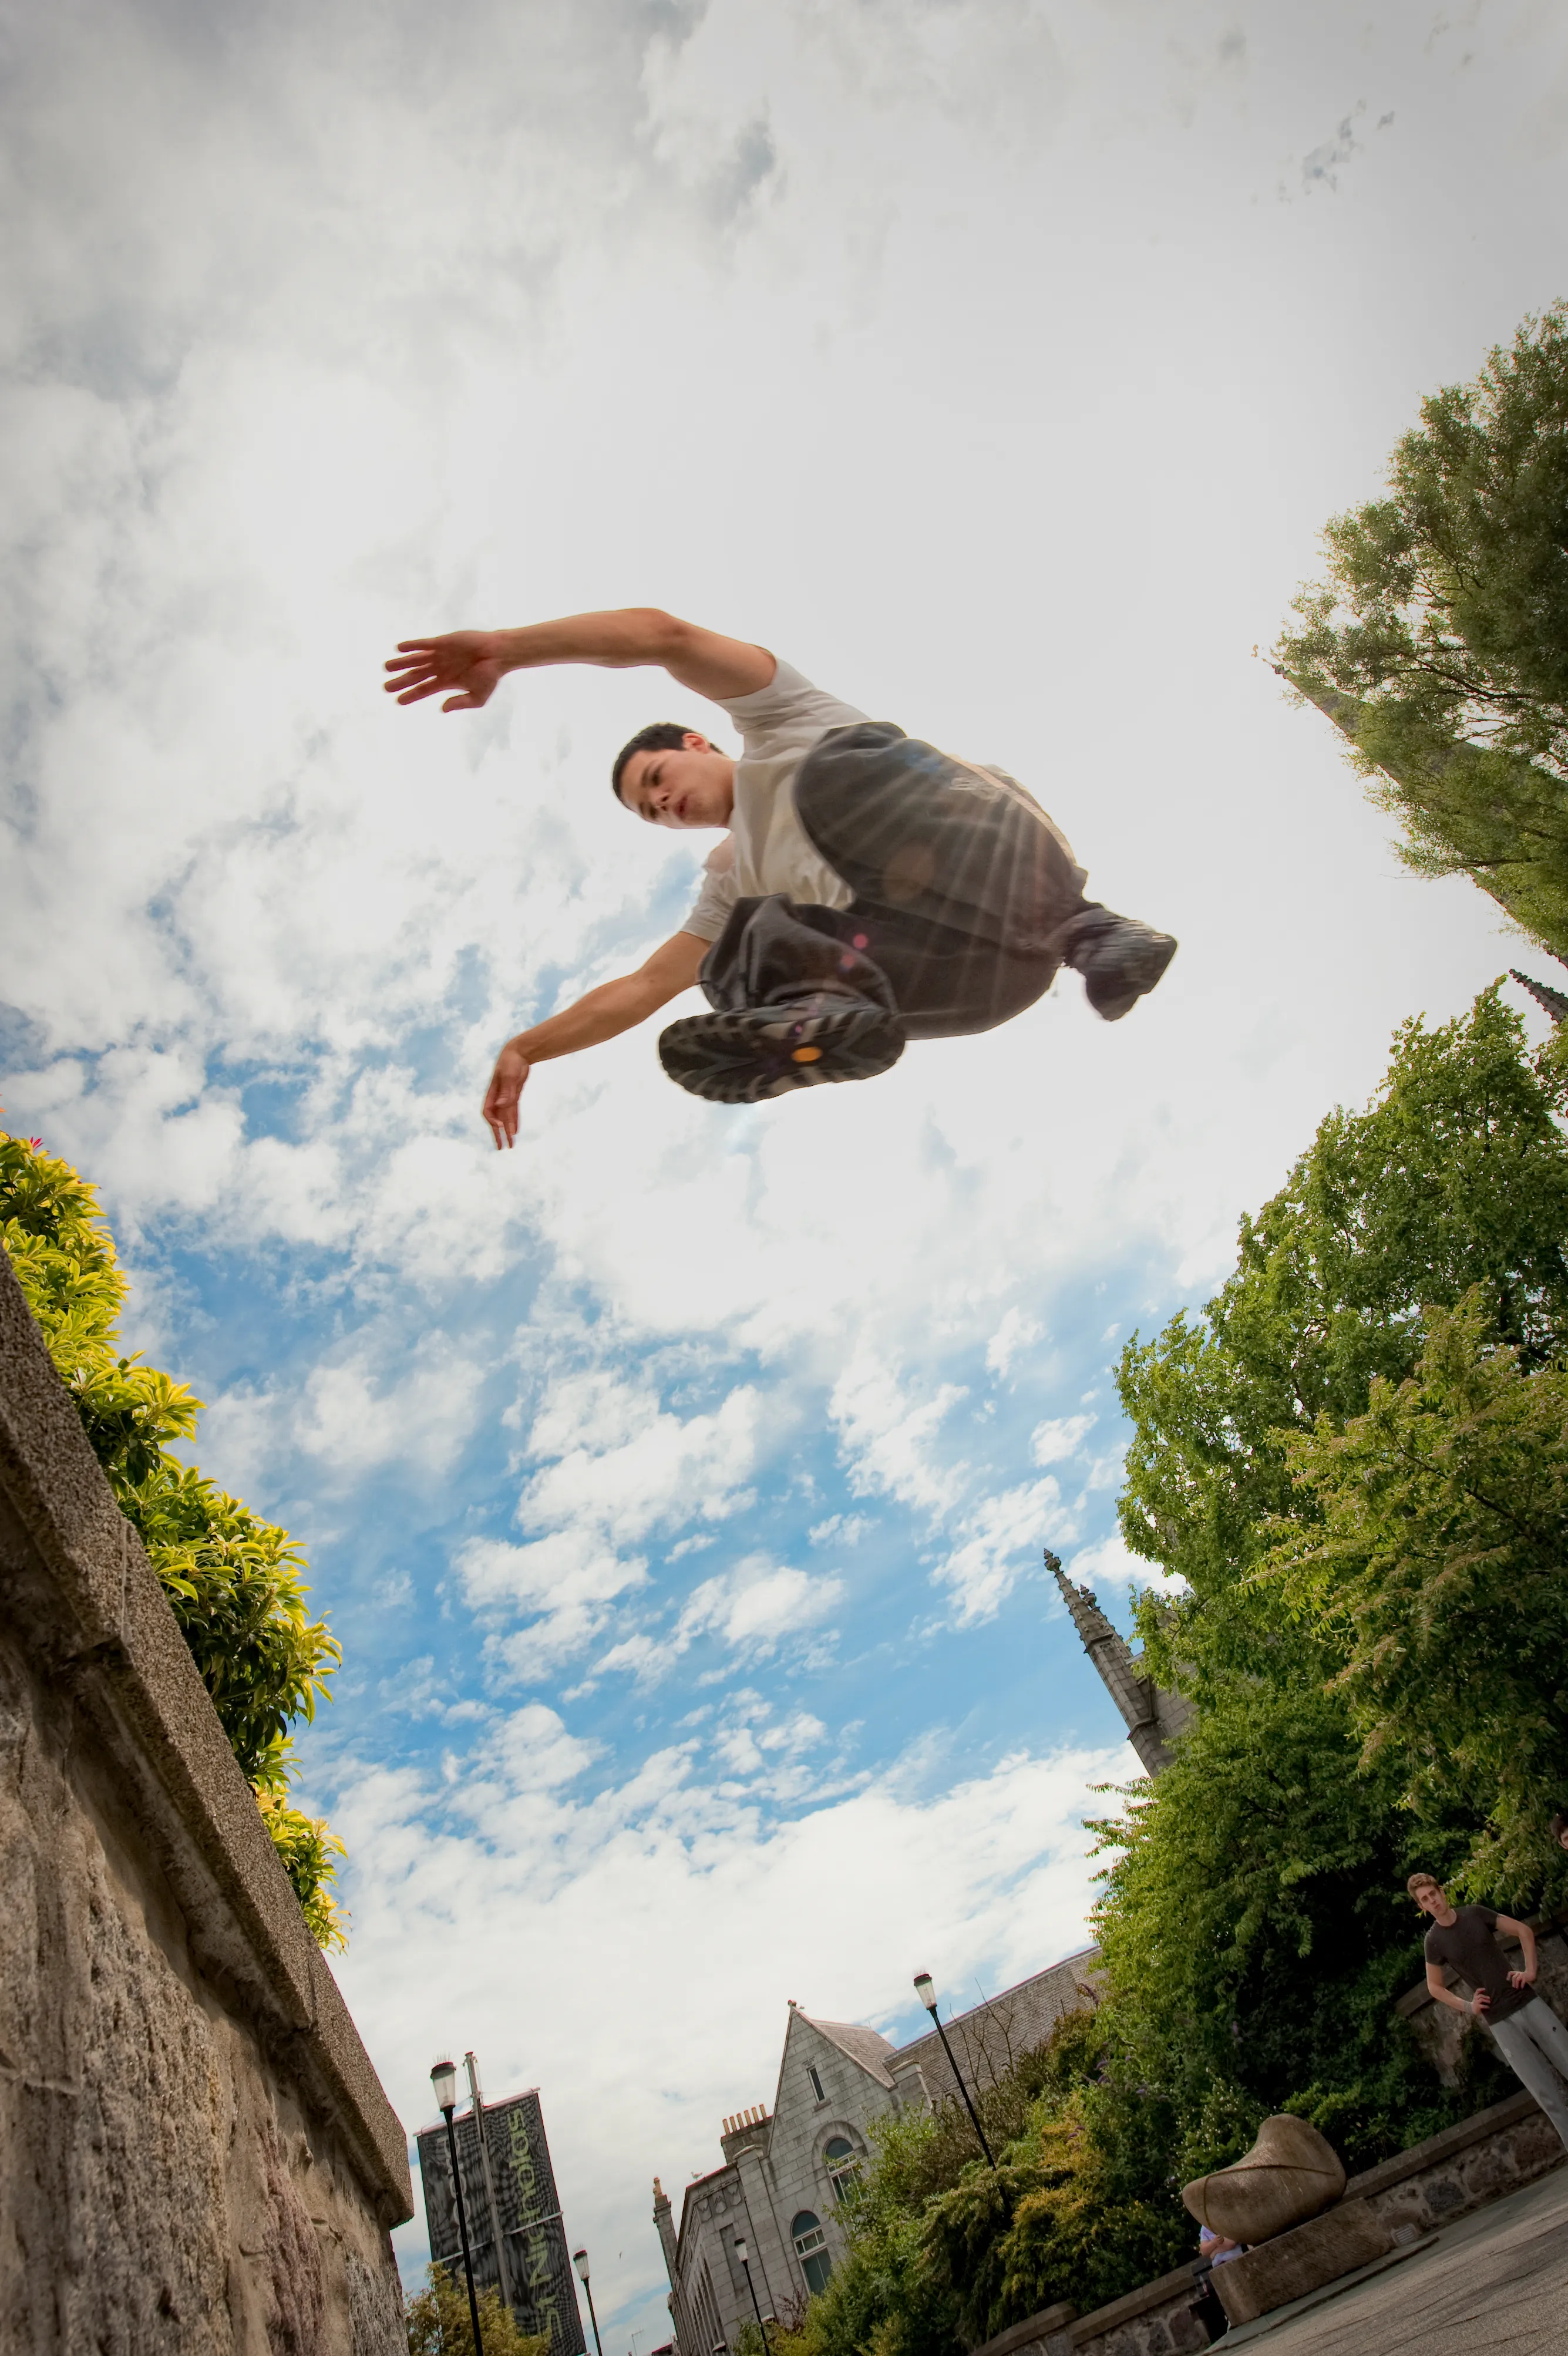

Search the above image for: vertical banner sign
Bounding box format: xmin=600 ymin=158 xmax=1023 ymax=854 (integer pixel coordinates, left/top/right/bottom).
xmin=417 ymin=2089 xmax=586 ymax=2354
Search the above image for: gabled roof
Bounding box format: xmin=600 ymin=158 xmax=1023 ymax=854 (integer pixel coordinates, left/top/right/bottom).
xmin=675 ymin=2160 xmax=737 ymax=2265
xmin=793 ymin=2011 xmax=897 ymax=2089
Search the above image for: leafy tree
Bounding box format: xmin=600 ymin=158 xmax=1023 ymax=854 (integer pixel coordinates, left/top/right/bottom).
xmin=0 ymin=1129 xmax=345 ymax=1947
xmin=1119 ymin=985 xmax=1568 ymax=1684
xmin=1266 ymin=1291 xmax=1568 ymax=1894
xmin=1274 ymin=304 xmax=1568 ymax=957
xmin=1088 ymin=1691 xmax=1507 ymax=2169
xmin=403 ymin=2264 xmax=552 ymax=2356
xmin=805 ymin=988 xmax=1565 ymax=2354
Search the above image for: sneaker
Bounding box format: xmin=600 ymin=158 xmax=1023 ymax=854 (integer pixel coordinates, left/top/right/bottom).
xmin=1074 ymin=918 xmax=1177 ymax=1022
xmin=658 ymin=999 xmax=906 ymax=1104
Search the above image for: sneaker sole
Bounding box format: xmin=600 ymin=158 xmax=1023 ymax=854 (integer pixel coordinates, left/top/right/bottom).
xmin=659 ymin=1003 xmax=906 ymax=1103
xmin=1088 ymin=933 xmax=1178 ymax=1023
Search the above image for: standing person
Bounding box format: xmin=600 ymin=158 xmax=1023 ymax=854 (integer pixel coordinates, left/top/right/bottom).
xmin=384 ymin=610 xmax=1176 ymax=1134
xmin=1410 ymin=1872 xmax=1568 ymax=2150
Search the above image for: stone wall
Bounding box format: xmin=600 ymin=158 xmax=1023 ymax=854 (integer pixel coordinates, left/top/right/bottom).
xmin=1348 ymin=2089 xmax=1563 ymax=2235
xmin=965 ymin=2092 xmax=1567 ymax=2356
xmin=0 ymin=1253 xmax=411 ymax=2355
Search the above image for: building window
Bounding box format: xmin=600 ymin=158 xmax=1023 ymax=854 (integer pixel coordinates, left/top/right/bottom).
xmin=807 ymin=2066 xmax=825 ymax=2104
xmin=824 ymin=2137 xmax=862 ymax=2206
xmin=792 ymin=2212 xmax=833 ymax=2297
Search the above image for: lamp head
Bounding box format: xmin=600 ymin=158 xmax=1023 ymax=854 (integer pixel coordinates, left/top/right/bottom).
xmin=913 ymin=1971 xmax=936 ymax=2012
xmin=735 ymin=2236 xmax=748 ymax=2266
xmin=574 ymin=2247 xmax=591 ymax=2284
xmin=431 ymin=2058 xmax=459 ymax=2114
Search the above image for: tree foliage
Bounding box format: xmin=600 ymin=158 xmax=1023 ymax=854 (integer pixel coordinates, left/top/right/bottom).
xmin=0 ymin=1129 xmax=345 ymax=1947
xmin=745 ymin=990 xmax=1566 ymax=2356
xmin=1266 ymin=1292 xmax=1568 ymax=1891
xmin=1118 ymin=984 xmax=1568 ymax=1903
xmin=403 ymin=2264 xmax=552 ymax=2356
xmin=1274 ymin=304 xmax=1568 ymax=956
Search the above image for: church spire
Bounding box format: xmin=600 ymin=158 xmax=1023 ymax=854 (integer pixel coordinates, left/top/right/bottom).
xmin=1047 ymin=1550 xmax=1194 ymax=1776
xmin=1510 ymin=968 xmax=1568 ymax=1024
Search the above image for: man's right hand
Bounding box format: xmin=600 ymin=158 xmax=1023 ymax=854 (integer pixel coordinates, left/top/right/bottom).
xmin=385 ymin=631 xmax=509 ymax=711
xmin=1471 ymin=1987 xmax=1492 ymax=2015
xmin=483 ymin=1043 xmax=531 ymax=1149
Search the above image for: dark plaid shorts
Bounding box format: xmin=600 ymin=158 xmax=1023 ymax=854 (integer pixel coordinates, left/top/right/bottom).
xmin=698 ymin=722 xmax=1099 ymax=1041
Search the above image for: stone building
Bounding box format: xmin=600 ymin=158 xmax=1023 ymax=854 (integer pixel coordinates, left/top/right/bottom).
xmin=1049 ymin=1552 xmax=1196 ymax=1776
xmin=652 ymin=1554 xmax=1194 ymax=2354
xmin=653 ymin=1956 xmax=1099 ymax=2353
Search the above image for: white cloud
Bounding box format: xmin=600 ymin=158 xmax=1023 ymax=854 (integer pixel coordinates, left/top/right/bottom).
xmin=807 ymin=1512 xmax=870 ymax=1548
xmin=933 ymin=1479 xmax=1078 ymax=1625
xmin=830 ymin=1360 xmax=970 ymax=1517
xmin=1031 ymin=1412 xmax=1097 ymax=1466
xmin=519 ymin=1374 xmax=761 ymax=1547
xmin=598 ymin=1556 xmax=846 ymax=1685
xmin=300 ymin=1339 xmax=486 ymax=1479
xmin=1065 ymin=1529 xmax=1185 ymax=1604
xmin=328 ymin=1726 xmax=1122 ymax=2321
xmin=197 ymin=1329 xmax=487 ymax=1499
xmin=457 ymin=1372 xmax=763 ymax=1672
xmin=987 ymin=1307 xmax=1043 ymax=1378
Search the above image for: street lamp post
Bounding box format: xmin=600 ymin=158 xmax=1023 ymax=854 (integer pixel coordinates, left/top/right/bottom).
xmin=432 ymin=2059 xmax=486 ymax=2355
xmin=465 ymin=2051 xmax=514 ymax=2314
xmin=574 ymin=2246 xmax=606 ymax=2356
xmin=913 ymin=1973 xmax=997 ymax=2169
xmin=733 ymin=2236 xmax=768 ymax=2351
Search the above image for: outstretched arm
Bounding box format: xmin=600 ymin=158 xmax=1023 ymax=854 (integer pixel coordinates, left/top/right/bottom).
xmin=386 ymin=608 xmax=775 ymax=712
xmin=482 ymin=929 xmax=708 ymax=1147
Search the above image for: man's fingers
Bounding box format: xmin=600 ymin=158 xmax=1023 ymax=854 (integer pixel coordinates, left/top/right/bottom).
xmin=442 ymin=692 xmax=481 ymax=712
xmin=482 ymin=1051 xmax=530 ymax=1149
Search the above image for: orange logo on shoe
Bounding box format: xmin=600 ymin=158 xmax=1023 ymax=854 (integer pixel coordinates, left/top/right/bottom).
xmin=792 ymin=1046 xmax=824 ymax=1063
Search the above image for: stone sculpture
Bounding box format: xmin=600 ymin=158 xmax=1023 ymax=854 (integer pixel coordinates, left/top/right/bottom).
xmin=1182 ymin=2114 xmax=1346 ymax=2244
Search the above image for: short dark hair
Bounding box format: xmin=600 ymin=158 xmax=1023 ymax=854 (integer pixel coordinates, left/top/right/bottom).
xmin=1550 ymin=1811 xmax=1568 ymax=1840
xmin=1407 ymin=1872 xmax=1442 ymax=1896
xmin=611 ymin=721 xmax=696 ymax=805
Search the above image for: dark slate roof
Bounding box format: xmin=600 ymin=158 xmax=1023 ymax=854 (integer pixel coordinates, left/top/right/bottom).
xmin=801 ymin=2014 xmax=897 ymax=2087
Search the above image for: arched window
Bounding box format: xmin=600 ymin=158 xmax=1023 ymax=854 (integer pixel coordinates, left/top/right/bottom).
xmin=791 ymin=2212 xmax=832 ymax=2297
xmin=823 ymin=2136 xmax=862 ymax=2206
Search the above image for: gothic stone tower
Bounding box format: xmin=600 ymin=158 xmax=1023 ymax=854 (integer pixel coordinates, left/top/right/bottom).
xmin=1048 ymin=1551 xmax=1195 ymax=1775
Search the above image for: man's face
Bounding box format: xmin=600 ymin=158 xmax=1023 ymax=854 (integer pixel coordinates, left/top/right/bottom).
xmin=619 ymin=733 xmax=735 ymax=830
xmin=1413 ymin=1881 xmax=1448 ymax=1919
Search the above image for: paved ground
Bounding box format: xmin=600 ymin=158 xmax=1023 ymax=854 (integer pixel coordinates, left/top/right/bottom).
xmin=1228 ymin=2165 xmax=1568 ymax=2352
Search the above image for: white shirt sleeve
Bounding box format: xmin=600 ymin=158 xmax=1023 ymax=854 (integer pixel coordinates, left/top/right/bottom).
xmin=716 ymin=659 xmax=870 ymax=758
xmin=683 ymin=837 xmax=738 ymax=943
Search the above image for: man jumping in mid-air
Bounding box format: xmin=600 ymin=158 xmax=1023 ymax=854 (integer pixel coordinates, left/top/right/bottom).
xmin=384 ymin=609 xmax=1176 ymax=1143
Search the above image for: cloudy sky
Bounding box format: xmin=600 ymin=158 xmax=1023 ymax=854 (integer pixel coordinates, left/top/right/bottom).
xmin=4 ymin=0 xmax=1566 ymax=2332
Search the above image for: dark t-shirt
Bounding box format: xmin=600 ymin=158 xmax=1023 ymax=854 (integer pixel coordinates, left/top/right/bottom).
xmin=1424 ymin=1905 xmax=1530 ymax=2023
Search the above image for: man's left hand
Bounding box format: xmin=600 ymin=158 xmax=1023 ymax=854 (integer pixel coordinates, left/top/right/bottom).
xmin=483 ymin=1042 xmax=531 ymax=1148
xmin=1509 ymin=1967 xmax=1537 ymax=1990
